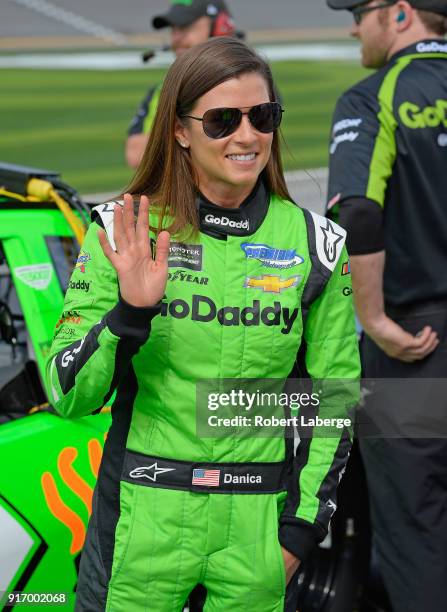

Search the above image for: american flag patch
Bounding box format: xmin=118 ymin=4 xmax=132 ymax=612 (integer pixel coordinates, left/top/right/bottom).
xmin=192 ymin=469 xmax=220 ymax=487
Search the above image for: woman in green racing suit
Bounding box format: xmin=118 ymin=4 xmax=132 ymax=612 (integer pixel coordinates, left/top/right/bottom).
xmin=46 ymin=38 xmax=360 ymax=612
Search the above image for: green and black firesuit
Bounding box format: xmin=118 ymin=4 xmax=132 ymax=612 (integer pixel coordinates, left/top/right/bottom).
xmin=46 ymin=179 xmax=360 ymax=611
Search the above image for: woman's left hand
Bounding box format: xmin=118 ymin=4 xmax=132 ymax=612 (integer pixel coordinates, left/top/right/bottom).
xmin=281 ymin=547 xmax=301 ymax=585
xmin=98 ymin=194 xmax=170 ymax=308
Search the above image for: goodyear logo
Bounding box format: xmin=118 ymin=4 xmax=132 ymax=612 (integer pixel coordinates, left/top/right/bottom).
xmin=244 ymin=275 xmax=301 ymax=294
xmin=75 ymin=251 xmax=91 ymax=273
xmin=241 ymin=243 xmax=304 ymax=269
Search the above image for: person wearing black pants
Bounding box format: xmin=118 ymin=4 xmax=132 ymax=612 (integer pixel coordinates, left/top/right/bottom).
xmin=359 ymin=302 xmax=447 ymax=612
xmin=325 ymin=1 xmax=447 ymax=609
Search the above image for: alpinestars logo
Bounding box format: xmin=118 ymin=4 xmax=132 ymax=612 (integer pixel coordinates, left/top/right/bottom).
xmin=310 ymin=211 xmax=346 ymax=272
xmin=204 ymin=214 xmax=249 ymax=231
xmin=129 ymin=463 xmax=175 ymax=482
xmin=322 ymin=220 xmax=343 ymax=263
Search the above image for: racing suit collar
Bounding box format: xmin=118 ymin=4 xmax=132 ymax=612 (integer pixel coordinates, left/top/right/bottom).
xmin=389 ymin=38 xmax=447 ymax=62
xmin=197 ymin=176 xmax=269 ymax=239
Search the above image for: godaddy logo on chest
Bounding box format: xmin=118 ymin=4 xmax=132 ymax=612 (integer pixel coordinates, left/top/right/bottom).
xmin=160 ymin=294 xmax=299 ymax=335
xmin=204 ymin=214 xmax=249 ymax=230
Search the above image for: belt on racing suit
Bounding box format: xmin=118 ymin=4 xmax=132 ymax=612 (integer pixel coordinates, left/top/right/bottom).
xmin=122 ymin=450 xmax=287 ymax=494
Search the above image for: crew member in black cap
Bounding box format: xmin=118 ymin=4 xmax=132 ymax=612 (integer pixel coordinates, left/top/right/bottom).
xmin=126 ymin=0 xmax=237 ymax=168
xmin=325 ymin=1 xmax=447 ymax=611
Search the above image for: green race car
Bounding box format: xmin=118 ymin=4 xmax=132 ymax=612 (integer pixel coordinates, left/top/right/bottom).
xmin=0 ymin=162 xmax=111 ymax=610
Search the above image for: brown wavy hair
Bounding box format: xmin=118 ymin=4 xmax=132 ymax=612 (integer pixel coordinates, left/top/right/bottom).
xmin=125 ymin=37 xmax=292 ymax=236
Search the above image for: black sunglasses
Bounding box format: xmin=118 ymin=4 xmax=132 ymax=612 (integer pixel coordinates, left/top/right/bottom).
xmin=351 ymin=1 xmax=395 ymax=25
xmin=180 ymin=102 xmax=283 ymax=139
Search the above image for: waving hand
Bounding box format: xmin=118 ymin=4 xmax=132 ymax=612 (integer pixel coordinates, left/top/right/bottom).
xmin=98 ymin=194 xmax=170 ymax=308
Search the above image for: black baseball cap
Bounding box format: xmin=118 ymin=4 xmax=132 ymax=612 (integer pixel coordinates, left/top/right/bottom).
xmin=153 ymin=0 xmax=231 ymax=29
xmin=327 ymin=0 xmax=447 ymax=15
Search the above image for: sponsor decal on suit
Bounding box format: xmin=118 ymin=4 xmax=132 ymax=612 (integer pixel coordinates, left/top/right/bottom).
xmin=75 ymin=251 xmax=91 ymax=273
xmin=310 ymin=212 xmax=346 ymax=272
xmin=244 ymin=275 xmax=301 ymax=294
xmin=241 ymin=243 xmax=304 ymax=269
xmin=160 ymin=294 xmax=299 ymax=335
xmin=192 ymin=469 xmax=220 ymax=487
xmin=168 ymin=243 xmax=203 ymax=271
xmin=129 ymin=463 xmax=175 ymax=482
xmin=341 ymin=261 xmax=351 ymax=276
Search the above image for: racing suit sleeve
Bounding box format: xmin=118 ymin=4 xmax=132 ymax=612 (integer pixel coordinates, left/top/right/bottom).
xmin=327 ymin=85 xmax=396 ymax=211
xmin=127 ymin=85 xmax=159 ymax=136
xmin=45 ymin=218 xmax=160 ymax=419
xmin=337 ymin=197 xmax=385 ymax=254
xmin=279 ymin=212 xmax=361 ymax=561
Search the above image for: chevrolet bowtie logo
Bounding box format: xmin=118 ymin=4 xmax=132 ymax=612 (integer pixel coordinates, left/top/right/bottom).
xmin=129 ymin=463 xmax=175 ymax=482
xmin=244 ymin=275 xmax=301 ymax=294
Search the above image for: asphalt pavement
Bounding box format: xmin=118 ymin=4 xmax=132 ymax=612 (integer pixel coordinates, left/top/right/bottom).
xmin=5 ymin=0 xmax=333 ymax=213
xmin=3 ymin=0 xmax=351 ymax=41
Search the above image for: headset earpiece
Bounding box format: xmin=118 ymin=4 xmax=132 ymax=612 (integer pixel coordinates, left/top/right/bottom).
xmin=211 ymin=11 xmax=236 ymax=37
xmin=396 ymin=10 xmax=406 ymax=23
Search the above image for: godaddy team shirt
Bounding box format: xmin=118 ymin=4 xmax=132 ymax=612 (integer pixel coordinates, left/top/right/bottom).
xmin=327 ymin=40 xmax=447 ymax=307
